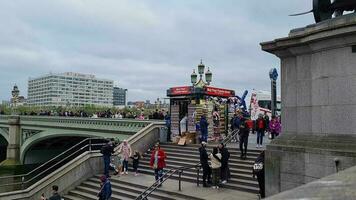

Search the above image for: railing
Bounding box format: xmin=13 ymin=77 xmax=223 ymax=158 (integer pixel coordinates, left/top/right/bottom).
xmin=0 ymin=137 xmax=107 ymax=193
xmin=135 ymin=129 xmax=240 ymax=200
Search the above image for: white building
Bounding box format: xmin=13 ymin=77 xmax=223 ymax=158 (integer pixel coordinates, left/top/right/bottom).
xmin=27 ymin=72 xmax=113 ymax=107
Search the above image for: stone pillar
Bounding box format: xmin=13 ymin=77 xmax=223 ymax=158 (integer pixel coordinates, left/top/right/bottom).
xmin=261 ymin=15 xmax=356 ymax=196
xmin=6 ymin=115 xmax=21 ymax=164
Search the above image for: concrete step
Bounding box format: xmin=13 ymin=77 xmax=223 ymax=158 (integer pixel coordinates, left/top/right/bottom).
xmin=74 ymin=185 xmax=132 ymax=200
xmin=62 ymin=194 xmax=86 ymax=200
xmin=134 ymin=167 xmax=259 ymax=194
xmin=159 ymin=143 xmax=263 ymax=154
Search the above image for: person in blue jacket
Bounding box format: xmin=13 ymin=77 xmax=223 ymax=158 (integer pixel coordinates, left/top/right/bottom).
xmin=98 ymin=175 xmax=112 ymax=200
xmin=200 ymin=114 xmax=209 ymax=142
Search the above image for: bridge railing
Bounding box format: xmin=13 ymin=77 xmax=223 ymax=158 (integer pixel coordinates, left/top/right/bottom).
xmin=0 ymin=137 xmax=107 ymax=193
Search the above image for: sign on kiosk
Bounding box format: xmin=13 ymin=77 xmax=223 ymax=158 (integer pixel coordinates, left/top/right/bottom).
xmin=170 ymin=86 xmax=192 ymax=95
xmin=205 ymin=86 xmax=234 ymax=97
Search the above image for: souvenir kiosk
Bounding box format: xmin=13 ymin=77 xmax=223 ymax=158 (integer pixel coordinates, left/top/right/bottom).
xmin=167 ymin=61 xmax=235 ymax=144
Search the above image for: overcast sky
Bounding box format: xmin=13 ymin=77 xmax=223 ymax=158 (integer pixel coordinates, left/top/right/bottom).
xmin=0 ymin=0 xmax=313 ymax=102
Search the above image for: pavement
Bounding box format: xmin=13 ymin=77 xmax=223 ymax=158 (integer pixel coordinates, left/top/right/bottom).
xmin=118 ymin=172 xmax=259 ymax=200
xmin=225 ymin=132 xmax=271 ymax=150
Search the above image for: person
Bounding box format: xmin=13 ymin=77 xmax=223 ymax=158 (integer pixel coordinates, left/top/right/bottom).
xmin=212 ymin=108 xmax=220 ymax=137
xmin=219 ymin=143 xmax=230 ymax=184
xmin=263 ymin=111 xmax=270 ymax=132
xmin=131 ymin=150 xmax=142 ymax=176
xmin=230 ymin=113 xmax=241 ymax=142
xmin=152 ymin=109 xmax=159 ymax=119
xmin=199 ymin=141 xmax=211 ymax=187
xmin=269 ymin=116 xmax=281 ymax=139
xmin=118 ymin=140 xmax=132 ymax=175
xmin=200 ymin=114 xmax=209 ymax=143
xmin=255 ymin=114 xmax=266 ymax=148
xmin=40 ymin=185 xmax=61 ymax=200
xmin=239 ymin=117 xmax=249 ymax=160
xmin=150 ymin=144 xmax=167 ymax=187
xmin=180 ymin=115 xmax=188 ymax=135
xmin=113 ymin=154 xmax=123 ymax=176
xmin=209 ymin=147 xmax=222 ymax=189
xmin=164 ymin=112 xmax=172 ymax=142
xmin=253 ymin=151 xmax=265 ymax=198
xmin=97 ymin=175 xmax=112 ymax=200
xmin=101 ymin=139 xmax=115 ymax=178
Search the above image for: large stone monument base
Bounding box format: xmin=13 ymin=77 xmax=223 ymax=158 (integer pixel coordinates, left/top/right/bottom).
xmin=261 ymin=13 xmax=356 ymax=197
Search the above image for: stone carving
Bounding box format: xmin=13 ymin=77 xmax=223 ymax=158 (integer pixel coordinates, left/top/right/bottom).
xmin=22 ymin=129 xmax=42 ymax=143
xmin=291 ymin=0 xmax=356 ymax=23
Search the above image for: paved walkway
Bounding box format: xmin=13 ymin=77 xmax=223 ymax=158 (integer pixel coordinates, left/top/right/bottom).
xmin=225 ymin=132 xmax=271 ymax=150
xmin=118 ymin=173 xmax=259 ymax=200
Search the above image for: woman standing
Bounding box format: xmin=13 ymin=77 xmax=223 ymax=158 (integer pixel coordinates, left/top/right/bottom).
xmin=269 ymin=116 xmax=281 ymax=139
xmin=209 ymin=147 xmax=222 ymax=189
xmin=150 ymin=144 xmax=167 ymax=187
xmin=118 ymin=140 xmax=132 ymax=175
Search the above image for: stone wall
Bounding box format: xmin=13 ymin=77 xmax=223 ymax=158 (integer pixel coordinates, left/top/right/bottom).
xmin=261 ymin=14 xmax=356 ymax=196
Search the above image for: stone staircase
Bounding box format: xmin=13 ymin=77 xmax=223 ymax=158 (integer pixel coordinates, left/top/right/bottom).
xmin=63 ymin=143 xmax=261 ymax=200
xmin=63 ymin=175 xmax=205 ymax=200
xmin=138 ymin=143 xmax=261 ymax=194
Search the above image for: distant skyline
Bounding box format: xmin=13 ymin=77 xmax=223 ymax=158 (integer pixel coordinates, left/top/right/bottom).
xmin=0 ymin=0 xmax=313 ymax=102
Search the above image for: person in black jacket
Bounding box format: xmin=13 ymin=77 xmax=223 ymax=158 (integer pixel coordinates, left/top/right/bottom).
xmin=199 ymin=141 xmax=211 ymax=187
xmin=219 ymin=143 xmax=230 ymax=184
xmin=253 ymin=151 xmax=265 ymax=198
xmin=102 ymin=139 xmax=115 ymax=178
xmin=239 ymin=117 xmax=249 ymax=160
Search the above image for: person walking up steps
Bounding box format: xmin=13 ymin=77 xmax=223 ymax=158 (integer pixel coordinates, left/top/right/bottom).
xmin=131 ymin=150 xmax=142 ymax=176
xmin=239 ymin=116 xmax=249 ymax=160
xmin=255 ymin=114 xmax=266 ymax=148
xmin=209 ymin=147 xmax=222 ymax=189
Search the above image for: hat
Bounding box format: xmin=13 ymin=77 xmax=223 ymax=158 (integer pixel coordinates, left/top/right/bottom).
xmin=100 ymin=175 xmax=107 ymax=182
xmin=201 ymin=141 xmax=207 ymax=145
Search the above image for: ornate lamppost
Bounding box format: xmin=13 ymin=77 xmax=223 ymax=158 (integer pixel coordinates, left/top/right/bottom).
xmin=190 ymin=60 xmax=213 ymax=86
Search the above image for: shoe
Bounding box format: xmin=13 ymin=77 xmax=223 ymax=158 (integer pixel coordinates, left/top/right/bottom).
xmin=256 ymin=145 xmax=259 ymax=148
xmin=134 ymin=173 xmax=138 ymax=176
xmin=203 ymin=183 xmax=209 ymax=187
xmin=113 ymin=171 xmax=118 ymax=175
xmin=125 ymin=171 xmax=128 ymax=175
xmin=211 ymin=186 xmax=216 ymax=189
xmin=120 ymin=172 xmax=124 ymax=175
xmin=221 ymin=180 xmax=227 ymax=184
xmin=216 ymin=186 xmax=219 ymax=189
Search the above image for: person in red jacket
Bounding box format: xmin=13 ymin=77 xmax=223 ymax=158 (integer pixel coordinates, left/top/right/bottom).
xmin=150 ymin=144 xmax=167 ymax=187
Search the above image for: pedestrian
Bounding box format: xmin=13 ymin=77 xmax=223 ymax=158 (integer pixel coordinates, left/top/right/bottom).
xmin=118 ymin=140 xmax=132 ymax=175
xmin=40 ymin=185 xmax=61 ymax=200
xmin=97 ymin=175 xmax=112 ymax=200
xmin=255 ymin=114 xmax=266 ymax=148
xmin=269 ymin=116 xmax=281 ymax=139
xmin=218 ymin=143 xmax=230 ymax=184
xmin=180 ymin=114 xmax=188 ymax=135
xmin=164 ymin=112 xmax=172 ymax=142
xmin=199 ymin=141 xmax=211 ymax=187
xmin=263 ymin=111 xmax=270 ymax=132
xmin=113 ymin=154 xmax=123 ymax=176
xmin=200 ymin=114 xmax=209 ymax=143
xmin=253 ymin=151 xmax=265 ymax=198
xmin=230 ymin=113 xmax=241 ymax=142
xmin=131 ymin=150 xmax=142 ymax=176
xmin=150 ymin=144 xmax=167 ymax=187
xmin=209 ymin=147 xmax=222 ymax=189
xmin=101 ymin=139 xmax=115 ymax=178
xmin=239 ymin=116 xmax=249 ymax=160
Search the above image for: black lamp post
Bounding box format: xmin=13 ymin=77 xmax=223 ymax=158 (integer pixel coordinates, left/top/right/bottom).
xmin=269 ymin=68 xmax=278 ymax=117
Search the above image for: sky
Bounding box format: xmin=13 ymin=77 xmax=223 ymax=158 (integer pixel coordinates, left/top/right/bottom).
xmin=0 ymin=0 xmax=313 ymax=102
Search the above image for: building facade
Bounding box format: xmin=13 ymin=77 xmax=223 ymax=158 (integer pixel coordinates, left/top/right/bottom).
xmin=113 ymin=87 xmax=127 ymax=106
xmin=27 ymin=72 xmax=113 ymax=107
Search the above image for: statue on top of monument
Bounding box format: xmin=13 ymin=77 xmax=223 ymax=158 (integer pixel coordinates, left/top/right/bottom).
xmin=290 ymin=0 xmax=356 ymax=23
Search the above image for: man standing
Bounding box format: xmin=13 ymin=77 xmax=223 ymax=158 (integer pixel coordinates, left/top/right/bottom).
xmin=150 ymin=144 xmax=167 ymax=187
xmin=199 ymin=141 xmax=211 ymax=187
xmin=164 ymin=112 xmax=172 ymax=142
xmin=239 ymin=117 xmax=249 ymax=159
xmin=101 ymin=139 xmax=115 ymax=178
xmin=200 ymin=114 xmax=209 ymax=142
xmin=253 ymin=151 xmax=265 ymax=198
xmin=219 ymin=143 xmax=230 ymax=184
xmin=97 ymin=175 xmax=112 ymax=200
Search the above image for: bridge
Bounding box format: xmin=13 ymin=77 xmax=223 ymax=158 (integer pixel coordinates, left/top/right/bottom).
xmin=0 ymin=115 xmax=157 ymax=164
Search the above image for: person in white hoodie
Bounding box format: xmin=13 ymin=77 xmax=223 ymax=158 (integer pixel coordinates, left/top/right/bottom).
xmin=209 ymin=147 xmax=222 ymax=189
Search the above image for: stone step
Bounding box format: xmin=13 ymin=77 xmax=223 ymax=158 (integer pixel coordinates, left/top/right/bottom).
xmin=75 ymin=185 xmax=135 ymax=200
xmin=62 ymin=194 xmax=86 ymax=200
xmin=159 ymin=143 xmax=263 ymax=154
xmin=134 ymin=167 xmax=259 ymax=194
xmin=139 ymin=159 xmax=253 ymax=170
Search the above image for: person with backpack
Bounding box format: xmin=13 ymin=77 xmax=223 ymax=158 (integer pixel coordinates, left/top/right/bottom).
xmin=101 ymin=139 xmax=115 ymax=178
xmin=209 ymin=147 xmax=222 ymax=189
xmin=255 ymin=114 xmax=266 ymax=148
xmin=97 ymin=175 xmax=112 ymax=200
xmin=253 ymin=151 xmax=265 ymax=198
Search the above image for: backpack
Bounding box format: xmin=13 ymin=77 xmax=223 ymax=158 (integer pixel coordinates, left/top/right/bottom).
xmin=253 ymin=162 xmax=264 ymax=173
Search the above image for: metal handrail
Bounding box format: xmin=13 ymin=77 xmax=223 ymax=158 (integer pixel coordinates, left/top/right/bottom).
xmin=0 ymin=137 xmax=106 ymax=191
xmin=135 ymin=129 xmax=240 ymax=200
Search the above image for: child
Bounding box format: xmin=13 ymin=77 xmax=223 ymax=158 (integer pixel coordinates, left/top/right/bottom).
xmin=113 ymin=154 xmax=123 ymax=176
xmin=131 ymin=150 xmax=142 ymax=176
xmin=209 ymin=147 xmax=222 ymax=189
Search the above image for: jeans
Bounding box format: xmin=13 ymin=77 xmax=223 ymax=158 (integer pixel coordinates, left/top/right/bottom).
xmin=103 ymin=155 xmax=110 ymax=177
xmin=202 ymin=164 xmax=211 ymax=184
xmin=123 ymin=160 xmax=129 ymax=172
xmin=211 ymin=168 xmax=221 ymax=187
xmin=239 ymin=135 xmax=248 ymax=156
xmin=257 ymin=131 xmax=264 ymax=145
xmin=201 ymin=131 xmax=208 ymax=142
xmin=154 ymin=168 xmax=164 ymax=183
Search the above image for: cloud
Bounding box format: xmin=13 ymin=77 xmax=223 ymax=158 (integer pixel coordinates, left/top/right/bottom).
xmin=0 ymin=0 xmax=313 ymax=102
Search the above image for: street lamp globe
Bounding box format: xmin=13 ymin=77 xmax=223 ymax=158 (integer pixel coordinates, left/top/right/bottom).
xmin=191 ymin=70 xmax=197 ymax=85
xmin=198 ymin=60 xmax=205 ymax=76
xmin=205 ymin=67 xmax=212 ymax=85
